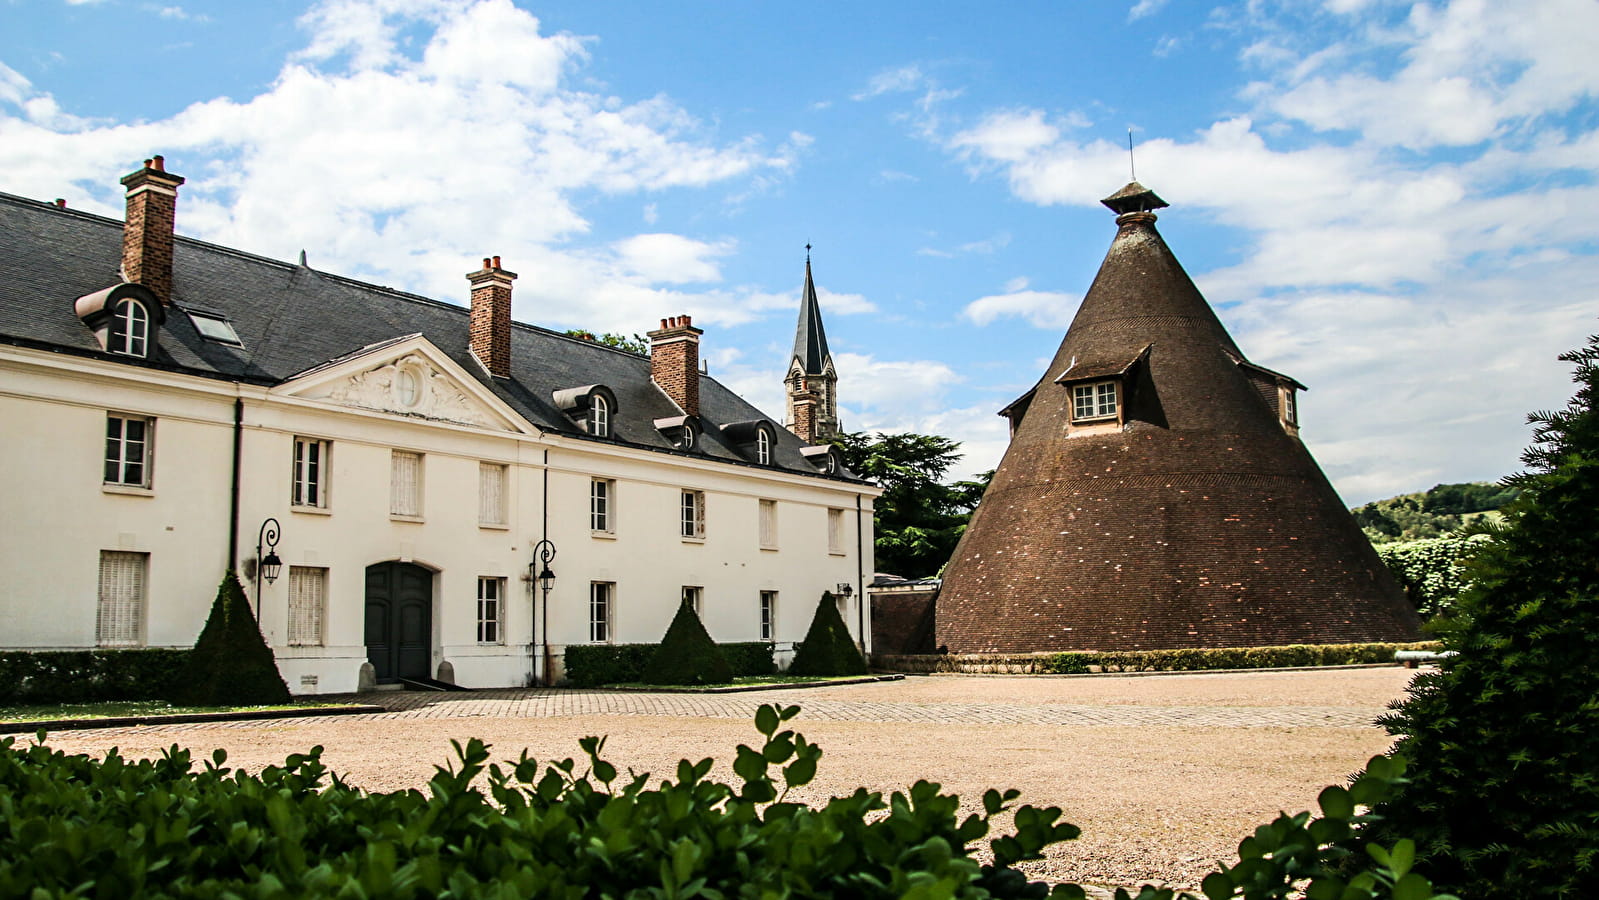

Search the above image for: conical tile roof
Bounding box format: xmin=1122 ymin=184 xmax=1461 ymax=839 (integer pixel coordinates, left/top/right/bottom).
xmin=792 ymin=257 xmax=831 ymax=375
xmin=935 ymin=189 xmax=1419 ymax=652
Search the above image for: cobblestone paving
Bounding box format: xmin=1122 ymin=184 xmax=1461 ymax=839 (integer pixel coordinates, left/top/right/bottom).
xmin=69 ymin=686 xmax=1384 ymax=736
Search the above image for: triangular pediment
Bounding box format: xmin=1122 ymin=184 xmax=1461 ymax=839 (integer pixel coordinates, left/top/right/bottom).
xmin=276 ymin=335 xmax=531 ymax=433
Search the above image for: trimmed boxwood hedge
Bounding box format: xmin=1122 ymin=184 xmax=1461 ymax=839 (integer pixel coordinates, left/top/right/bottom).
xmin=0 ymin=649 xmax=190 ymax=705
xmin=638 ymin=601 xmax=733 ymax=686
xmin=1044 ymin=641 xmax=1440 ymax=675
xmin=564 ymin=641 xmax=775 ymax=687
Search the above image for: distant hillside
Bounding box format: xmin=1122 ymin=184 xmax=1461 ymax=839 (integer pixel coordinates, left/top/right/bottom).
xmin=1351 ymin=481 xmax=1520 ymax=544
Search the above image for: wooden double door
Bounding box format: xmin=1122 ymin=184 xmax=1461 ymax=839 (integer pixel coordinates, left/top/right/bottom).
xmin=364 ymin=562 xmax=433 ymax=683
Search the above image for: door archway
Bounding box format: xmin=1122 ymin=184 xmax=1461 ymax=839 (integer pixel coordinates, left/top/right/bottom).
xmin=364 ymin=561 xmax=433 ymax=682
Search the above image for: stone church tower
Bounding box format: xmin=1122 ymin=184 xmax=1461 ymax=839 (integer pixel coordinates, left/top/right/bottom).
xmin=935 ymin=183 xmax=1420 ymax=653
xmin=785 ymin=254 xmax=839 ymax=443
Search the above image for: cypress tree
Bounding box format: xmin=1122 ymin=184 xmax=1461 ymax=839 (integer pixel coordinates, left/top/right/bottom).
xmin=172 ymin=571 xmax=291 ymax=706
xmin=788 ymin=592 xmax=868 ymax=677
xmin=640 ymin=599 xmax=733 ymax=686
xmin=1366 ymin=334 xmax=1599 ymax=896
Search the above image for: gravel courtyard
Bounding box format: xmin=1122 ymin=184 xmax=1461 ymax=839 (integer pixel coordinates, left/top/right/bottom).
xmin=34 ymin=666 xmax=1418 ymax=891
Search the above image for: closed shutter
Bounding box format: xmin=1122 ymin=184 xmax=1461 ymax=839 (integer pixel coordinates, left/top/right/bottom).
xmin=97 ymin=550 xmax=147 ymax=647
xmin=288 ymin=566 xmax=326 ymax=646
xmin=479 ymin=463 xmax=507 ymax=526
xmin=759 ymin=499 xmax=777 ymax=548
xmin=391 ymin=451 xmax=422 ymax=517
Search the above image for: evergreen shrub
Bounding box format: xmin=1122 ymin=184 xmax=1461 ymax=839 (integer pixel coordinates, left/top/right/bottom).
xmin=0 ymin=649 xmax=189 ymax=705
xmin=563 ymin=641 xmax=775 ymax=687
xmin=171 ymin=571 xmax=290 ymax=707
xmin=1365 ymin=334 xmax=1599 ymax=897
xmin=1042 ymin=642 xmax=1436 ymax=674
xmin=639 ymin=600 xmax=733 ymax=685
xmin=0 ymin=706 xmax=1458 ymax=899
xmin=788 ymin=592 xmax=868 ymax=677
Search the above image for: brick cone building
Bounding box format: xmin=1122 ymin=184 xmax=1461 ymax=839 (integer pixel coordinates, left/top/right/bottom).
xmin=935 ymin=184 xmax=1420 ymax=653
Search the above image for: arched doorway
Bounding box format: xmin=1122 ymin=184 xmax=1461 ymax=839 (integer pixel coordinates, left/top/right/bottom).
xmin=364 ymin=561 xmax=433 ymax=683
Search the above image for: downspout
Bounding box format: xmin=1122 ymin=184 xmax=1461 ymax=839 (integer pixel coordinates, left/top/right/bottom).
xmin=855 ymin=493 xmax=866 ymax=656
xmin=540 ymin=448 xmax=550 ymax=685
xmin=228 ymin=396 xmax=243 ymax=574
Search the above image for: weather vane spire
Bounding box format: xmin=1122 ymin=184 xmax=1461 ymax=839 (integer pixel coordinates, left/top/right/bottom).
xmin=805 ymin=242 xmax=812 ymax=263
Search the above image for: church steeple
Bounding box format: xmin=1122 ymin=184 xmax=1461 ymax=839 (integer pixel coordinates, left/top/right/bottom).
xmin=785 ymin=248 xmax=839 ymax=443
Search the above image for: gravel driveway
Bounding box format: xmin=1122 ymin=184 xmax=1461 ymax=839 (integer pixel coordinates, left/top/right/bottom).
xmin=33 ymin=666 xmax=1417 ymax=891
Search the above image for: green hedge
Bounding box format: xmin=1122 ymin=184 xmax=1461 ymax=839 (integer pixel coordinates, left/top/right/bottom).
xmin=1044 ymin=641 xmax=1441 ymax=675
xmin=0 ymin=706 xmax=1457 ymax=899
xmin=564 ymin=641 xmax=775 ymax=687
xmin=0 ymin=649 xmax=190 ymax=705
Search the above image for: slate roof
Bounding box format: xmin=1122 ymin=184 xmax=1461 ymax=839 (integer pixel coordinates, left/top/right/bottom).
xmin=0 ymin=191 xmax=860 ymax=483
xmin=791 ymin=258 xmax=831 ymax=374
xmin=934 ymin=187 xmax=1420 ymax=653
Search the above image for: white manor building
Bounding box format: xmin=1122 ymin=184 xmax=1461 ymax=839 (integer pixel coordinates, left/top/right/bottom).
xmin=0 ymin=156 xmax=878 ymax=693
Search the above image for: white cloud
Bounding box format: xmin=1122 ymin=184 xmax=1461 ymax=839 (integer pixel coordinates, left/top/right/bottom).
xmin=963 ymin=289 xmax=1078 ymax=330
xmin=853 ymin=65 xmax=924 ymax=101
xmin=0 ymin=0 xmax=799 ymax=338
xmin=611 ymin=233 xmax=731 ymax=284
xmin=1128 ymin=0 xmax=1169 ymax=22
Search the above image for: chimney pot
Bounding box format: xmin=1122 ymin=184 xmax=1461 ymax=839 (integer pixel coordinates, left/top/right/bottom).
xmin=151 ymin=155 xmax=165 ymax=171
xmin=54 ymin=199 xmax=66 ymax=209
xmin=482 ymin=257 xmax=491 ymax=269
xmin=492 ymin=255 xmax=501 ymax=269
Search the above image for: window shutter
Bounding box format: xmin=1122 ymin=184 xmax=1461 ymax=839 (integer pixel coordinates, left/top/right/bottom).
xmin=288 ymin=566 xmax=326 ymax=646
xmin=392 ymin=451 xmax=421 ymax=516
xmin=97 ymin=550 xmax=146 ymax=647
xmin=759 ymin=499 xmax=777 ymax=548
xmin=479 ymin=463 xmax=507 ymax=525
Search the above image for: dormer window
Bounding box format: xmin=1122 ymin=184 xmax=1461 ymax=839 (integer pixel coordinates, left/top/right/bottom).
xmin=654 ymin=415 xmax=701 ymax=451
xmin=724 ymin=420 xmax=779 ymax=466
xmin=552 ymin=384 xmax=619 ymax=438
xmin=800 ymin=444 xmax=842 ymax=474
xmin=1071 ymin=382 xmax=1118 ymax=421
xmin=682 ymin=424 xmax=696 ymax=449
xmin=756 ymin=428 xmax=771 ymax=465
xmin=109 ymin=299 xmax=149 ymax=357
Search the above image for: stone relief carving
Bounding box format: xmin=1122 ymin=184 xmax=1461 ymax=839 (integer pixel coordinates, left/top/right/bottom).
xmin=311 ymin=354 xmax=498 ymax=428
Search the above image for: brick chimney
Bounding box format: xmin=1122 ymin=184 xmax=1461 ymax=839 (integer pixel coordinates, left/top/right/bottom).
xmin=648 ymin=314 xmax=703 ymax=416
xmin=466 ymin=255 xmax=516 ymax=378
xmin=119 ymin=155 xmax=185 ymax=304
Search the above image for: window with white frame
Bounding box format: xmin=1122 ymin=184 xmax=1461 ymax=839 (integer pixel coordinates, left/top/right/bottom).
xmin=1071 ymin=381 xmax=1119 ymax=421
xmin=292 ymin=437 xmax=329 ymax=508
xmin=682 ymin=585 xmax=703 ymax=616
xmin=96 ymin=550 xmax=147 ymax=647
xmin=755 ymin=428 xmax=772 ymax=465
xmin=681 ymin=490 xmax=706 ymax=539
xmin=591 ymin=478 xmax=614 ymax=533
xmin=108 ymin=298 xmax=149 ymax=357
xmin=477 ymin=576 xmax=505 ymax=644
xmin=758 ymin=499 xmax=778 ymax=549
xmin=591 ymin=393 xmax=611 ymax=438
xmin=1282 ymin=388 xmax=1298 ymax=427
xmin=479 ymin=462 xmax=508 ymax=527
xmin=760 ymin=590 xmax=777 ymax=641
xmin=104 ymin=414 xmax=153 ymax=488
xmin=827 ymin=508 xmax=845 ymax=555
xmin=287 ymin=566 xmax=327 ymax=647
xmin=590 ymin=581 xmax=613 ymax=643
xmin=391 ymin=450 xmax=423 ymax=517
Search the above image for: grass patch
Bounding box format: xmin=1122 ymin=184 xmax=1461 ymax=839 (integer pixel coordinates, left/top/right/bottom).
xmin=0 ymin=700 xmax=337 ymax=724
xmin=602 ymin=675 xmax=882 ymax=691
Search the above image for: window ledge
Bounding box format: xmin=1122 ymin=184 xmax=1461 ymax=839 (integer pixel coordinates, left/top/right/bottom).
xmin=102 ymin=484 xmax=154 ymax=497
xmin=390 ymin=514 xmax=425 ymax=524
xmin=760 ymin=544 xmax=779 ymax=552
xmin=291 ymin=505 xmax=333 ymax=516
xmin=828 ymin=550 xmax=848 ymax=557
xmin=479 ymin=522 xmax=511 ymax=531
xmin=681 ymin=535 xmax=707 ymax=544
xmin=591 ymin=530 xmax=617 ymax=540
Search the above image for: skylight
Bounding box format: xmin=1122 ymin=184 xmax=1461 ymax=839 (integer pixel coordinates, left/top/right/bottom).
xmin=186 ymin=309 xmax=242 ymax=346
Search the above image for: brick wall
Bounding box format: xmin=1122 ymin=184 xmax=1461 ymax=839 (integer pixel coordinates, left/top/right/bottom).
xmin=647 ymin=316 xmax=702 ymax=416
xmin=467 ymin=257 xmax=516 ymax=378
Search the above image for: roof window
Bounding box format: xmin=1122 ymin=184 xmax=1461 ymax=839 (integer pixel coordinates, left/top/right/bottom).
xmin=186 ymin=308 xmax=242 ymax=346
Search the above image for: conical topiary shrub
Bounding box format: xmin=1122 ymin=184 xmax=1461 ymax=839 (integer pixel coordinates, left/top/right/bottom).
xmin=639 ymin=599 xmax=733 ymax=686
xmin=171 ymin=571 xmax=291 ymax=706
xmin=788 ymin=592 xmax=868 ymax=677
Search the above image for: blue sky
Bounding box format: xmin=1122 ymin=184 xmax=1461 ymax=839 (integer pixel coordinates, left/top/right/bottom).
xmin=4 ymin=0 xmax=1596 ymax=504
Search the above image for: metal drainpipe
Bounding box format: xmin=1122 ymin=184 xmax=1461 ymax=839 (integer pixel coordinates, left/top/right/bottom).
xmin=856 ymin=493 xmax=866 ymax=655
xmin=540 ymin=448 xmax=550 ymax=685
xmin=228 ymin=397 xmax=243 ymax=574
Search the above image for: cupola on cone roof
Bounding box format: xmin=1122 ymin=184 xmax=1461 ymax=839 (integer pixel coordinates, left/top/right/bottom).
xmin=935 ymin=184 xmax=1420 ymax=652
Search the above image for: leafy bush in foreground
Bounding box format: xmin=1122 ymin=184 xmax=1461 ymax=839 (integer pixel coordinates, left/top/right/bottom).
xmin=2 ymin=704 xmax=1457 ymax=900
